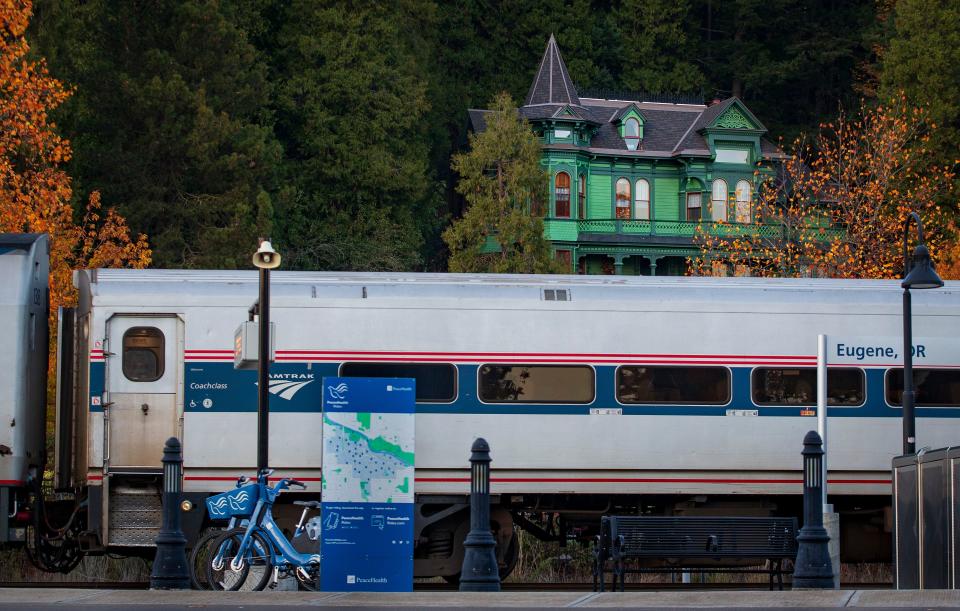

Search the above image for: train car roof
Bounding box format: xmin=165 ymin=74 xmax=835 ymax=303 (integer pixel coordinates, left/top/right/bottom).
xmin=77 ymin=268 xmax=959 ymax=314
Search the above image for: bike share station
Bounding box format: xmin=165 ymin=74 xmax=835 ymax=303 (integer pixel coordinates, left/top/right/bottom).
xmin=153 ymin=240 xmax=417 ymax=592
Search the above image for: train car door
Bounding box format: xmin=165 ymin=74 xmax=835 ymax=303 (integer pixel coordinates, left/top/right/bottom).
xmin=104 ymin=315 xmax=182 ymax=470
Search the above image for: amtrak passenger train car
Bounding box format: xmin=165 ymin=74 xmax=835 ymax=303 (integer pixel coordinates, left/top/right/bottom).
xmin=6 ymin=250 xmax=960 ymax=577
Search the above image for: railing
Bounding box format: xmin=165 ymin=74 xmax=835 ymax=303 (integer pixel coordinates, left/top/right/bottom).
xmin=569 ymin=219 xmax=843 ymax=241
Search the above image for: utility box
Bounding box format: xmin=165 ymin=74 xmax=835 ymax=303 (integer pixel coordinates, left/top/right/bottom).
xmin=893 ymin=448 xmax=958 ymax=589
xmin=233 ymin=321 xmax=275 ymax=370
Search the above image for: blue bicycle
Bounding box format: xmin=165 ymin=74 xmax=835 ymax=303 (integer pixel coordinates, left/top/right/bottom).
xmin=206 ymin=469 xmax=321 ymax=591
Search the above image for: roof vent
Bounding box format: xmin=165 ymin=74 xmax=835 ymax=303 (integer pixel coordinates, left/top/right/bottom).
xmin=543 ymin=288 xmax=570 ymax=301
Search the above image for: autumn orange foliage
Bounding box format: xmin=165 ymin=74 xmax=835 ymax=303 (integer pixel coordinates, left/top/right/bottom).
xmin=0 ymin=0 xmax=150 ymax=312
xmin=691 ymin=95 xmax=956 ymax=279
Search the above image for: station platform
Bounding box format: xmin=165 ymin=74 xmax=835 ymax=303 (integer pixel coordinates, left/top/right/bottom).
xmin=2 ymin=588 xmax=960 ymax=610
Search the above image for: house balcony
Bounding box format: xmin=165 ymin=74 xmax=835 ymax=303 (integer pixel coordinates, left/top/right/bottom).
xmin=544 ymin=218 xmax=844 ymax=244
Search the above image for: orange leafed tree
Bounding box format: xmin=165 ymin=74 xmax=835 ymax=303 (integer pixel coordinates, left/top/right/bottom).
xmin=690 ymin=95 xmax=956 ymax=279
xmin=0 ymin=0 xmax=150 ymax=312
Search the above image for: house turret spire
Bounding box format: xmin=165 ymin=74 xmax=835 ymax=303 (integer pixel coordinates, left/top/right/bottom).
xmin=524 ymin=34 xmax=581 ymax=107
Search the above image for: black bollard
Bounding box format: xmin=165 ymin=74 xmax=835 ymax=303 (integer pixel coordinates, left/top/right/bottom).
xmin=150 ymin=437 xmax=190 ymax=589
xmin=459 ymin=438 xmax=500 ymax=592
xmin=792 ymin=431 xmax=834 ymax=589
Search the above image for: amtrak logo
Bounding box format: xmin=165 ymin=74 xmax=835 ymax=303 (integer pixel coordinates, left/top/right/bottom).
xmin=327 ymin=382 xmax=349 ymax=400
xmin=261 ymin=373 xmax=315 ymax=400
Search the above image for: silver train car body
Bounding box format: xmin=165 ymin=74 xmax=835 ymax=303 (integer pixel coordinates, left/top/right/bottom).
xmin=29 ymin=267 xmax=960 ymax=574
xmin=0 ymin=234 xmax=49 ymax=545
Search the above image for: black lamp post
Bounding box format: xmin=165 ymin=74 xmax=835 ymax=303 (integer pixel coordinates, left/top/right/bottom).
xmin=900 ymin=213 xmax=943 ymax=455
xmin=793 ymin=431 xmax=834 ymax=589
xmin=150 ymin=437 xmax=189 ymax=589
xmin=459 ymin=438 xmax=500 ymax=592
xmin=253 ymin=239 xmax=281 ymax=473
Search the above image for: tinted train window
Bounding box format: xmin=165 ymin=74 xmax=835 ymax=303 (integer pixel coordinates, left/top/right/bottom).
xmin=122 ymin=327 xmax=165 ymax=382
xmin=886 ymin=369 xmax=960 ymax=407
xmin=478 ymin=364 xmax=594 ymax=404
xmin=340 ymin=362 xmax=456 ymax=403
xmin=616 ymin=366 xmax=730 ymax=404
xmin=752 ymin=368 xmax=864 ymax=406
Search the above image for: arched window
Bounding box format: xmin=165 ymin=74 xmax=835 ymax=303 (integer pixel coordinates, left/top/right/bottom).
xmin=735 ymin=180 xmax=752 ymax=223
xmin=624 ymin=118 xmax=640 ymax=151
xmin=615 ymin=178 xmax=631 ymax=219
xmin=711 ymin=179 xmax=727 ymax=222
xmin=578 ymin=174 xmax=586 ymax=219
xmin=555 ymin=172 xmax=571 ymax=218
xmin=635 ymin=179 xmax=650 ymax=220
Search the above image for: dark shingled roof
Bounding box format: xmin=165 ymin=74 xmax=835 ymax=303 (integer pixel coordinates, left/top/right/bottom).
xmin=524 ymin=34 xmax=581 ymax=107
xmin=467 ymin=38 xmax=781 ymax=160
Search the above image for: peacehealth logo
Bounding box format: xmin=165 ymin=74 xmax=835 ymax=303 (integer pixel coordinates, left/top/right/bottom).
xmin=346 ymin=575 xmax=387 ymax=585
xmin=327 ymin=382 xmax=349 ymax=400
xmin=264 ymin=373 xmax=315 ymax=400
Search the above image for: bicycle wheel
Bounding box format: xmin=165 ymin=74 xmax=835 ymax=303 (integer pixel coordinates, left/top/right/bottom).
xmin=295 ymin=563 xmax=320 ymax=591
xmin=207 ymin=528 xmax=272 ymax=591
xmin=189 ymin=528 xmax=224 ymax=590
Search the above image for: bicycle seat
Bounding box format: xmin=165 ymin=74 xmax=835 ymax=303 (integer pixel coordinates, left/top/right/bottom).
xmin=293 ymin=500 xmax=321 ymax=508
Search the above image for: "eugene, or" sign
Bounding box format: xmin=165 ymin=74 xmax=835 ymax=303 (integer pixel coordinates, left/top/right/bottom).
xmin=827 ymin=336 xmax=959 ymax=367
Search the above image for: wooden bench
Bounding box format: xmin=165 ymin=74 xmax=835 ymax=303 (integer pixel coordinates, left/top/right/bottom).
xmin=593 ymin=515 xmax=799 ymax=591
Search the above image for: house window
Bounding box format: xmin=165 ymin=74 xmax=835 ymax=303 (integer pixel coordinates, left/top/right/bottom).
xmin=711 ymin=179 xmax=727 ymax=222
xmin=615 ymin=178 xmax=631 ymax=219
xmin=735 ymin=180 xmax=752 ymax=223
xmin=635 ymin=179 xmax=650 ymax=220
xmin=715 ymin=148 xmax=750 ymax=164
xmin=686 ymin=192 xmax=702 ymax=221
xmin=555 ymin=249 xmax=572 ymax=271
xmin=555 ymin=172 xmax=571 ymax=218
xmin=578 ymin=174 xmax=586 ymax=219
xmin=555 ymin=128 xmax=572 ymax=139
xmin=624 ymin=117 xmax=640 ymax=151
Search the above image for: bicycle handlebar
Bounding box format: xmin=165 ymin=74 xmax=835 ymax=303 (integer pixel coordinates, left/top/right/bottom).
xmin=287 ymin=479 xmax=306 ymax=489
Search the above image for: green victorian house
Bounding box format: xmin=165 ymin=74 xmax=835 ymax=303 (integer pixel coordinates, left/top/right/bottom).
xmin=469 ymin=36 xmax=785 ymax=276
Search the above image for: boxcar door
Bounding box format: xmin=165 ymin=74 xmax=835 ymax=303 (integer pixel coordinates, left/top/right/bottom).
xmin=104 ymin=315 xmax=182 ymax=470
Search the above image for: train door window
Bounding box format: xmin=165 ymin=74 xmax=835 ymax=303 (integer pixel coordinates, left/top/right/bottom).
xmin=122 ymin=327 xmax=165 ymax=382
xmin=886 ymin=369 xmax=960 ymax=407
xmin=339 ymin=362 xmax=457 ymax=403
xmin=478 ymin=364 xmax=594 ymax=404
xmin=751 ymin=367 xmax=864 ymax=406
xmin=616 ymin=366 xmax=729 ymax=404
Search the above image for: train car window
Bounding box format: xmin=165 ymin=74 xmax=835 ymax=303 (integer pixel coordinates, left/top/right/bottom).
xmin=122 ymin=327 xmax=165 ymax=382
xmin=616 ymin=366 xmax=729 ymax=404
xmin=478 ymin=364 xmax=594 ymax=404
xmin=752 ymin=368 xmax=864 ymax=406
xmin=339 ymin=362 xmax=456 ymax=403
xmin=886 ymin=369 xmax=960 ymax=407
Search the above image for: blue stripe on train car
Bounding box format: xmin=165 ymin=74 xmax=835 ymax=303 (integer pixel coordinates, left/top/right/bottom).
xmin=89 ymin=362 xmax=105 ymax=412
xmin=184 ymin=362 xmax=336 ymax=412
xmin=170 ymin=361 xmax=960 ymax=418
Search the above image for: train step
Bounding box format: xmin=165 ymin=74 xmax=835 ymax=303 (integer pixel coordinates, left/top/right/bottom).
xmin=107 ymin=487 xmax=162 ymax=547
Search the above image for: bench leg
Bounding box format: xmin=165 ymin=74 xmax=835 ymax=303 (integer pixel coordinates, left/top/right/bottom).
xmin=775 ymin=559 xmax=784 ymax=591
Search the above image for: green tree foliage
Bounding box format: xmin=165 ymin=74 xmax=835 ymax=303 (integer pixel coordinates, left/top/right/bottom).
xmin=31 ymin=0 xmax=281 ymax=268
xmin=269 ymin=0 xmax=441 ymax=271
xmin=26 ymin=0 xmax=902 ymax=272
xmin=691 ymin=0 xmax=876 ymax=141
xmin=444 ymin=93 xmax=559 ymax=274
xmin=881 ymin=0 xmax=960 ymax=174
xmin=615 ymin=0 xmax=703 ymax=94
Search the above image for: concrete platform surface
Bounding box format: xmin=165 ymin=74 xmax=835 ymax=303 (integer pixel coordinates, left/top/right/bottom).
xmin=1 ymin=587 xmax=959 ymax=609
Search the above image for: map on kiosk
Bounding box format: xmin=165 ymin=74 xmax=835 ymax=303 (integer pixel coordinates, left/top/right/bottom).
xmin=323 ymin=408 xmax=415 ymax=504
